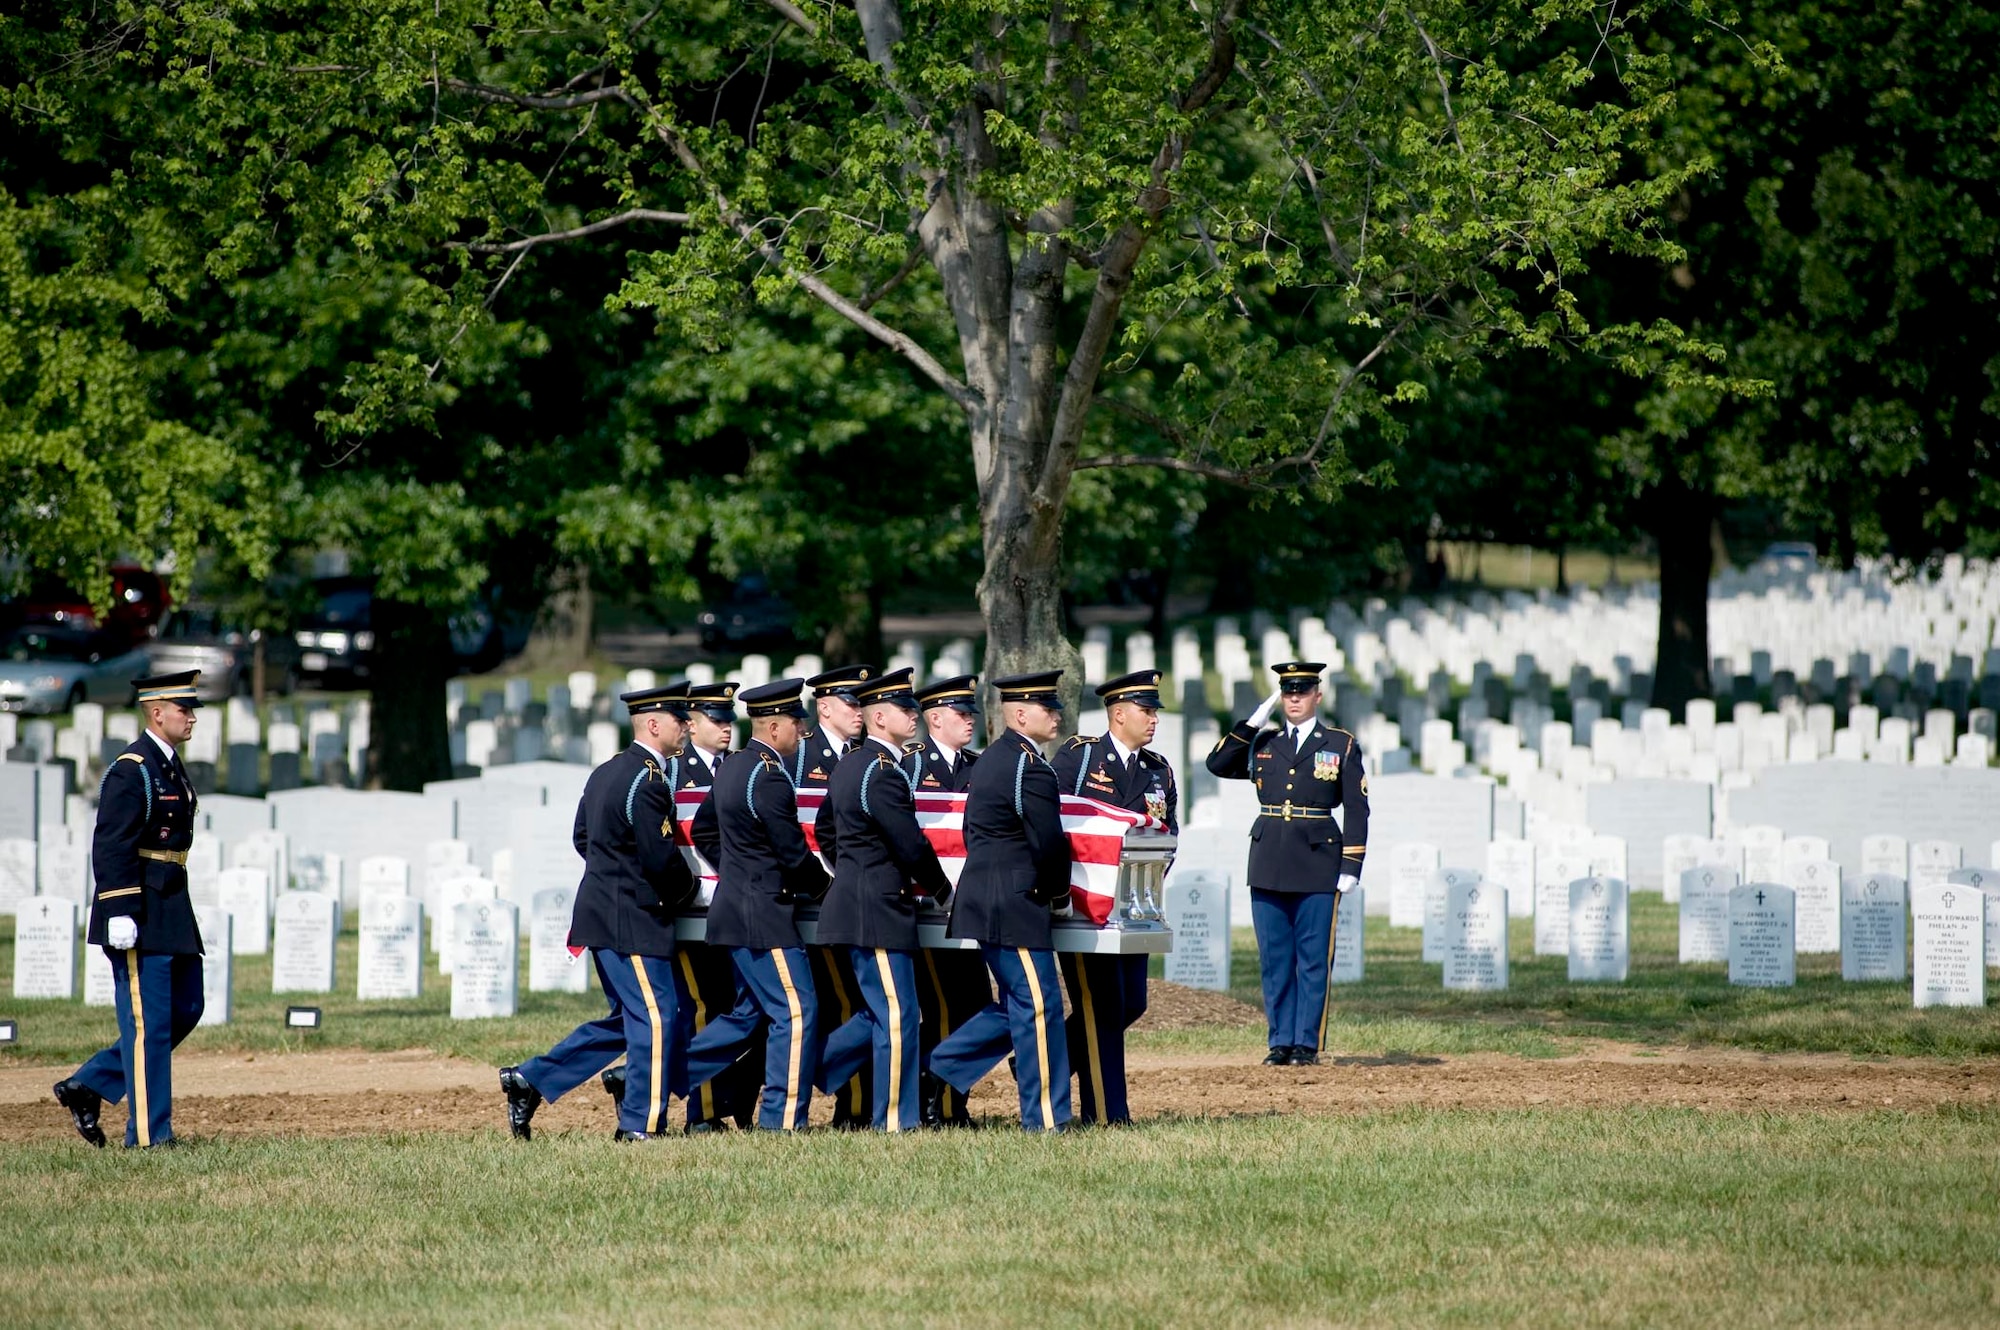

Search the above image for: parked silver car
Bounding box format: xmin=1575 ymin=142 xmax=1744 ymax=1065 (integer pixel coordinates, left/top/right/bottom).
xmin=145 ymin=608 xmax=299 ymax=701
xmin=0 ymin=625 xmax=153 ymax=714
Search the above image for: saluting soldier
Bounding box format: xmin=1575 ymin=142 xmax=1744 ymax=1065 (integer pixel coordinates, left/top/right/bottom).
xmin=791 ymin=663 xmax=877 ymax=1129
xmin=904 ymin=674 xmax=992 ymax=1127
xmin=53 ymin=672 xmax=206 ymax=1149
xmin=664 ymin=679 xmax=756 ymax=1131
xmin=814 ymin=668 xmax=955 ymax=1131
xmin=1205 ymin=662 xmax=1368 ymax=1066
xmin=1051 ymin=669 xmax=1178 ymax=1124
xmin=926 ymin=671 xmax=1074 ymax=1133
xmin=500 ymin=683 xmax=695 ymax=1141
xmin=683 ymin=679 xmax=830 ymax=1130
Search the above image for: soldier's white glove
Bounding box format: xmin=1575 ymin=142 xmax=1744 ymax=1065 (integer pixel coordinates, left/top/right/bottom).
xmin=1336 ymin=874 xmax=1361 ymax=895
xmin=1247 ymin=690 xmax=1283 ymax=729
xmin=108 ymin=916 xmax=139 ymax=950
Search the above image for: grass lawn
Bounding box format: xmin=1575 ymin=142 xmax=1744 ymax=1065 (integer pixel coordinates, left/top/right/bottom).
xmin=4 ymin=895 xmax=1994 ymax=1068
xmin=2 ymin=1109 xmax=1995 ymax=1327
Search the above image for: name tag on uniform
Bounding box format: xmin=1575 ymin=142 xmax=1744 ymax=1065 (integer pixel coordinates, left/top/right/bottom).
xmin=1314 ymin=751 xmax=1340 ymax=781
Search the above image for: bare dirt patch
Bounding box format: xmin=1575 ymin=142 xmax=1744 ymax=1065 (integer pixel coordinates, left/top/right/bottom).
xmin=3 ymin=1041 xmax=1992 ymax=1144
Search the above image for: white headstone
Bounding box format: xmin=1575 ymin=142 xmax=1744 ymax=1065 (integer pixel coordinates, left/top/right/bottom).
xmin=37 ymin=840 xmax=88 ymax=905
xmin=271 ymin=891 xmax=337 ymax=994
xmin=1329 ymin=887 xmax=1365 ymax=984
xmin=1660 ymin=834 xmax=1726 ymax=903
xmin=1910 ymin=839 xmax=1963 ymax=892
xmin=1388 ymin=842 xmax=1440 ymax=930
xmin=528 ymin=886 xmax=588 ymax=994
xmin=1945 ymin=868 xmax=2000 ymax=969
xmin=83 ymin=942 xmax=115 ymax=1006
xmin=1911 ymin=883 xmax=1986 ymax=1008
xmin=1442 ymin=879 xmax=1509 ymax=992
xmin=1484 ymin=838 xmax=1536 ymax=919
xmin=1423 ymin=867 xmax=1480 ymax=963
xmin=1729 ymin=883 xmax=1796 ymax=988
xmin=423 ymin=840 xmax=476 ymax=921
xmin=1780 ymin=835 xmax=1830 ymax=870
xmin=450 ymin=899 xmax=519 ymax=1019
xmin=0 ymin=838 xmax=35 ymax=914
xmin=434 ymin=875 xmax=498 ymax=974
xmin=1735 ymin=825 xmax=1784 ymax=884
xmin=1162 ymin=870 xmax=1230 ymax=992
xmin=186 ymin=833 xmax=223 ymax=909
xmin=1860 ymin=834 xmax=1910 ymax=882
xmin=357 ymin=893 xmax=424 ymax=1000
xmin=1567 ymin=876 xmax=1629 ymax=982
xmin=1678 ymin=865 xmax=1736 ymax=964
xmin=215 ymin=866 xmax=272 ymax=955
xmin=194 ymin=905 xmax=233 ymax=1025
xmin=1784 ymin=858 xmax=1842 ymax=955
xmin=233 ymin=829 xmax=290 ymax=897
xmin=1535 ymin=852 xmax=1592 ymax=956
xmin=12 ymin=896 xmax=77 ymax=998
xmin=1585 ymin=835 xmax=1629 ymax=886
xmin=359 ymin=854 xmax=412 ymax=913
xmin=1841 ymin=873 xmax=1907 ymax=982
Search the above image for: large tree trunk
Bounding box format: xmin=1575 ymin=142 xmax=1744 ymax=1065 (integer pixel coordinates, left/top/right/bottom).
xmin=369 ymin=598 xmax=455 ymax=791
xmin=977 ymin=506 xmax=1084 ymax=738
xmin=522 ymin=560 xmax=591 ymax=671
xmin=1649 ymin=467 xmax=1714 ymax=719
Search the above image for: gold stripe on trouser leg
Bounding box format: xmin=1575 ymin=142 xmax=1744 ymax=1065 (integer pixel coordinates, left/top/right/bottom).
xmin=125 ymin=958 xmax=151 ymax=1148
xmin=1318 ymin=894 xmax=1343 ymax=1050
xmin=677 ymin=951 xmax=716 ymax=1121
xmin=921 ymin=951 xmax=955 ymax=1117
xmin=822 ymin=954 xmax=861 ymax=1115
xmin=632 ymin=956 xmax=665 ymax=1133
xmin=1069 ymin=955 xmax=1105 ymax=1120
xmin=872 ymin=949 xmax=904 ymax=1131
xmin=1017 ymin=948 xmax=1055 ymax=1132
xmin=770 ymin=950 xmax=806 ymax=1130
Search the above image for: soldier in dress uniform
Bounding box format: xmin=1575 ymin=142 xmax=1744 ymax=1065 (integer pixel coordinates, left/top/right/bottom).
xmin=904 ymin=674 xmax=992 ymax=1127
xmin=682 ymin=679 xmax=830 ymax=1130
xmin=659 ymin=679 xmax=758 ymax=1130
xmin=814 ymin=669 xmax=955 ymax=1130
xmin=1051 ymin=669 xmax=1178 ymax=1124
xmin=790 ymin=663 xmax=877 ymax=1128
xmin=1205 ymin=662 xmax=1368 ymax=1066
xmin=500 ymin=683 xmax=696 ymax=1141
xmin=54 ymin=672 xmax=206 ymax=1149
xmin=925 ymin=671 xmax=1074 ymax=1132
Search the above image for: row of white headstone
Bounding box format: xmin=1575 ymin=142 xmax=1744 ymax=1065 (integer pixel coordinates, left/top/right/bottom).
xmin=1359 ymin=873 xmax=1988 ymax=1006
xmin=1373 ymin=832 xmax=1995 ymax=928
xmin=11 ymin=888 xmax=592 ymax=1020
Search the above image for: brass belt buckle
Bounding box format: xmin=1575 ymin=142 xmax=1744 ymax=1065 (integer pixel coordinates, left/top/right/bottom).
xmin=1283 ymin=800 xmax=1294 ymax=822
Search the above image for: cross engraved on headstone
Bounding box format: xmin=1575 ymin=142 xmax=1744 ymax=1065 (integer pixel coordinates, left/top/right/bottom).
xmin=1754 ymin=889 xmax=1766 ymax=906
xmin=1942 ymin=891 xmax=1957 ymax=908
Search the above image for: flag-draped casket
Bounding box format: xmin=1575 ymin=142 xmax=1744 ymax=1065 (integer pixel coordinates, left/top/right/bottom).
xmin=672 ymin=785 xmax=1164 ymax=929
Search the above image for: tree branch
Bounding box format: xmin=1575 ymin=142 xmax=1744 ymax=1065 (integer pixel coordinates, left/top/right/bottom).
xmin=644 ymin=117 xmax=977 ymax=411
xmin=448 ymin=208 xmax=691 ymax=254
xmin=761 ymin=0 xmax=821 ymax=36
xmin=443 ymin=79 xmax=638 ymax=111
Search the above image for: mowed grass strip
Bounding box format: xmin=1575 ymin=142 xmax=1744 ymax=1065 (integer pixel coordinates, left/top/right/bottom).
xmin=3 ymin=1109 xmax=1997 ymax=1327
xmin=3 ymin=894 xmax=1994 ymax=1067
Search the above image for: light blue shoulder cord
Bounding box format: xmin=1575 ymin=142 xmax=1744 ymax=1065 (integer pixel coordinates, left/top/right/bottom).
xmin=102 ymin=758 xmax=153 ymax=822
xmin=1072 ymin=742 xmax=1093 ymax=796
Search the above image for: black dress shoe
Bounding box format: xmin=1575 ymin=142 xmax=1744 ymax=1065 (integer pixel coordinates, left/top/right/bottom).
xmin=601 ymin=1066 xmax=626 ymax=1103
xmin=1262 ymin=1047 xmax=1294 ymax=1066
xmin=499 ymin=1066 xmax=542 ymax=1141
xmin=53 ymin=1078 xmax=106 ymax=1148
xmin=919 ymin=1071 xmax=948 ymax=1129
xmin=613 ymin=1128 xmax=655 ymax=1142
xmin=1288 ymin=1046 xmax=1320 ymax=1067
xmin=683 ymin=1119 xmax=728 ymax=1135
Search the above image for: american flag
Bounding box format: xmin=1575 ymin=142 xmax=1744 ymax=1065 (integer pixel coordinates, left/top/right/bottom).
xmin=671 ymin=783 xmax=1158 ymax=927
